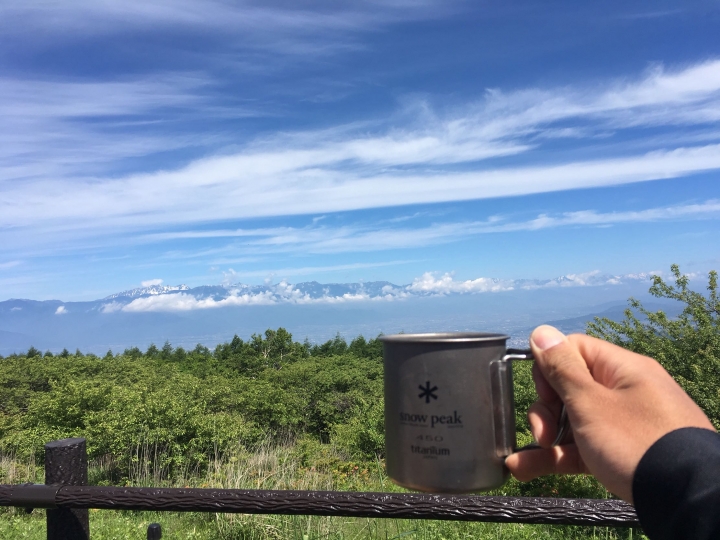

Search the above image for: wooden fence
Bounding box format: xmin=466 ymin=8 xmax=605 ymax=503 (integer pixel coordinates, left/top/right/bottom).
xmin=0 ymin=438 xmax=639 ymax=539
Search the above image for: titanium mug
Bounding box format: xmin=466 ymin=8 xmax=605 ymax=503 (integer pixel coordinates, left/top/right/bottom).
xmin=381 ymin=332 xmax=568 ymax=493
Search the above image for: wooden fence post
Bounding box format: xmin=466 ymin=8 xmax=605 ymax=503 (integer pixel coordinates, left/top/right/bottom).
xmin=45 ymin=438 xmax=89 ymax=540
xmin=147 ymin=523 xmax=162 ymax=539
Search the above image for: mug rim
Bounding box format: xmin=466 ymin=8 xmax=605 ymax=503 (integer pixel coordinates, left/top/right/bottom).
xmin=379 ymin=332 xmax=509 ymax=343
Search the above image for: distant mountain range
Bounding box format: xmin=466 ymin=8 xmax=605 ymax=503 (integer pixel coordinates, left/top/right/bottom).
xmin=88 ymin=271 xmax=661 ymax=313
xmin=0 ymin=272 xmax=674 ymax=355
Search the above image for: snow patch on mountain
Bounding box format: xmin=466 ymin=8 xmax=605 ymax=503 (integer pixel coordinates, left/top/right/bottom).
xmin=104 ymin=284 xmax=190 ymax=300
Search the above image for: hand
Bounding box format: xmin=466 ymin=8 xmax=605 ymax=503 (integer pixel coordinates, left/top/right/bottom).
xmin=505 ymin=325 xmax=715 ymax=503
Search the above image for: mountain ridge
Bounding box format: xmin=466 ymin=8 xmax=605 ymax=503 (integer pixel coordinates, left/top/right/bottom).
xmin=63 ymin=271 xmax=662 ymax=311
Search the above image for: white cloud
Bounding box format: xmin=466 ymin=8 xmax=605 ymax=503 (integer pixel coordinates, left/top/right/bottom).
xmin=121 ymin=291 xmax=277 ymax=312
xmin=3 ymin=60 xmax=720 ymax=254
xmin=406 ymin=270 xmax=659 ymax=296
xmin=6 ymin=143 xmax=720 ymax=251
xmin=99 ymin=302 xmax=123 ymax=314
xmin=0 ymin=75 xmax=226 ymax=185
xmin=475 ymin=199 xmax=720 ymax=233
xmin=408 ymin=273 xmax=515 ymax=294
xmin=0 ymin=261 xmax=21 ymax=269
xmin=0 ymin=2 xmax=458 ymax=198
xmin=141 ymin=278 xmax=164 ymax=287
xmin=134 ymin=199 xmax=720 ymax=259
xmin=117 ymin=283 xmax=403 ymax=312
xmin=55 ymin=306 xmax=68 ymax=315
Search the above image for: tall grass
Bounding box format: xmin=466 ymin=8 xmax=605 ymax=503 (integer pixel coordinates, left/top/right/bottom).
xmin=0 ymin=451 xmax=41 ymax=484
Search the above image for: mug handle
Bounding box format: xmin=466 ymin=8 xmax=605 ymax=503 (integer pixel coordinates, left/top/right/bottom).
xmin=491 ymin=348 xmax=570 ymax=456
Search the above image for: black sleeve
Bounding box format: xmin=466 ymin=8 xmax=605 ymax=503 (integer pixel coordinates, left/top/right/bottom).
xmin=632 ymin=427 xmax=720 ymax=540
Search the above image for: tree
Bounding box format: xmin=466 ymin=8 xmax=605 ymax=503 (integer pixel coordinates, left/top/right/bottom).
xmin=26 ymin=346 xmax=41 ymax=359
xmin=173 ymin=346 xmax=187 ymax=363
xmin=229 ymin=334 xmax=243 ymax=354
xmin=587 ymin=265 xmax=720 ymax=428
xmin=123 ymin=346 xmax=142 ymax=359
xmin=192 ymin=344 xmax=211 ymax=357
xmin=250 ymin=328 xmax=297 ymax=369
xmin=348 ymin=335 xmax=367 ymax=357
xmin=349 ymin=335 xmax=383 ymax=360
xmin=161 ymin=341 xmax=173 ymax=360
xmin=310 ymin=332 xmax=348 ymax=357
xmin=213 ymin=336 xmax=243 ymax=365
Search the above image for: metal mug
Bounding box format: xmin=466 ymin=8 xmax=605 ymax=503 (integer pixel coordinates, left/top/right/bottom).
xmin=381 ymin=332 xmax=568 ymax=493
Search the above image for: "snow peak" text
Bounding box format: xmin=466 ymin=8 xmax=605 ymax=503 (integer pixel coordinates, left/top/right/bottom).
xmin=399 ymin=410 xmax=463 ymax=427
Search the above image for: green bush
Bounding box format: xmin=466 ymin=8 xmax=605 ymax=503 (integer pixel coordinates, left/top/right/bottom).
xmin=588 ymin=265 xmax=720 ymax=428
xmin=331 ymin=399 xmax=385 ymax=460
xmin=0 ymin=328 xmax=384 ymax=480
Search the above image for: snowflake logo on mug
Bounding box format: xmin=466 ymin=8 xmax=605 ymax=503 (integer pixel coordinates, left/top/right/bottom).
xmin=418 ymin=381 xmax=438 ymax=403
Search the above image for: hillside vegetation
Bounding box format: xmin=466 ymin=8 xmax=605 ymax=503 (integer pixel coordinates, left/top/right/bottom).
xmin=1 ymin=266 xmax=717 ymax=539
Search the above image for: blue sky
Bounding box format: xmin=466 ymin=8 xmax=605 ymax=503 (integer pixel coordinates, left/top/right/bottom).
xmin=1 ymin=0 xmax=719 ymax=301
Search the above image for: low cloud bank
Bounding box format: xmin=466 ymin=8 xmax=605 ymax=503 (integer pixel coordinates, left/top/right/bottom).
xmin=408 ymin=273 xmax=514 ymax=294
xmin=99 ymin=270 xmax=662 ymax=313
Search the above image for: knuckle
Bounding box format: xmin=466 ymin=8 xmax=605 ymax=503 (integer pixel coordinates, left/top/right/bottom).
xmin=543 ymin=348 xmax=580 ymax=379
xmin=540 ymin=341 xmax=592 ymax=384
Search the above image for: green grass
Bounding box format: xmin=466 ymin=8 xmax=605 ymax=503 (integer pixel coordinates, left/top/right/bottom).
xmin=1 ymin=442 xmax=644 ymax=539
xmin=1 ymin=508 xmax=643 ymax=540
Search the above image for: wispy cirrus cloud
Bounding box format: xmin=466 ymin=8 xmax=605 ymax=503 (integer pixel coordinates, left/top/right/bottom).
xmin=0 ymin=74 xmax=251 ymax=182
xmin=3 ymin=60 xmax=720 ymax=255
xmin=220 ymin=260 xmax=417 ymax=282
xmin=0 ymin=0 xmax=458 ymax=57
xmin=4 ymin=142 xmax=720 ymax=250
xmin=139 ymin=199 xmax=720 ymax=258
xmin=619 ymin=10 xmax=683 ymax=20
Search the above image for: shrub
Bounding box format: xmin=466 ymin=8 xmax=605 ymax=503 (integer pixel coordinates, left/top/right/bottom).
xmin=588 ymin=265 xmax=720 ymax=428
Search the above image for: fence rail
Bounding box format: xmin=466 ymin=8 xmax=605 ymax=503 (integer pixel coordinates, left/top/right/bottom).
xmin=0 ymin=438 xmax=639 ymax=539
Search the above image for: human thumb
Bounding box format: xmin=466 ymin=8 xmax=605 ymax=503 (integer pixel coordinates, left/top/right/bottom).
xmin=530 ymin=325 xmax=595 ymax=403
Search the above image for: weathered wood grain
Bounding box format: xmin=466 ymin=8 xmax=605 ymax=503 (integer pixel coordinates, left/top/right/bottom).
xmin=0 ymin=485 xmax=638 ymax=527
xmin=45 ymin=438 xmax=89 ymax=540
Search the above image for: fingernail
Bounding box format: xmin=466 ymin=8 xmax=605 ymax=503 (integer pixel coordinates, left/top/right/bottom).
xmin=532 ymin=325 xmax=565 ymax=351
